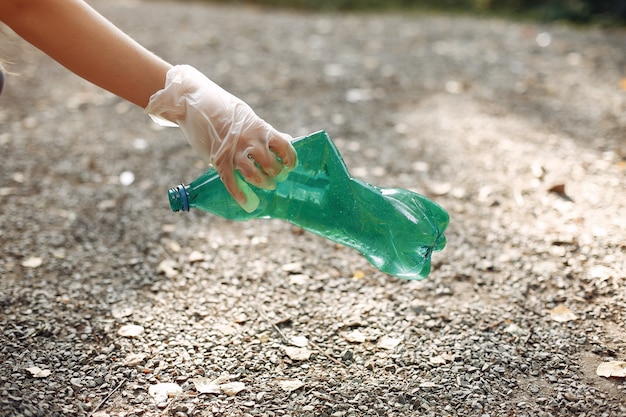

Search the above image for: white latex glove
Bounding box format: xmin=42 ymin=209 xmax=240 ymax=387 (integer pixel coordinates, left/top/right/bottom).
xmin=145 ymin=65 xmax=297 ymax=212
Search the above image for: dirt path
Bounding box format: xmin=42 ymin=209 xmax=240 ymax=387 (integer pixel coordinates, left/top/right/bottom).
xmin=1 ymin=1 xmax=625 ymax=416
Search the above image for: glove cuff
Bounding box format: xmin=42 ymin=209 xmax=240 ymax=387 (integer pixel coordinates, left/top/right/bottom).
xmin=145 ymin=64 xmax=202 ymax=127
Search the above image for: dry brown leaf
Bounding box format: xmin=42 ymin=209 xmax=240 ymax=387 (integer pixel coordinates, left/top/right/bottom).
xmin=123 ymin=353 xmax=148 ymax=367
xmin=220 ymin=382 xmax=246 ymax=396
xmin=596 ymin=361 xmax=626 ymax=378
xmin=549 ymin=305 xmax=577 ymax=323
xmin=191 ymin=377 xmax=220 ymax=394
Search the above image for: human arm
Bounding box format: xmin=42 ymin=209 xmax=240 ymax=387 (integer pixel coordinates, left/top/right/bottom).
xmin=0 ymin=0 xmax=169 ymax=107
xmin=0 ymin=0 xmax=297 ymax=211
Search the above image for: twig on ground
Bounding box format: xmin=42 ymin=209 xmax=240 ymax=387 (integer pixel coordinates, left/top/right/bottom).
xmin=255 ymin=305 xmax=290 ymax=344
xmin=92 ymin=377 xmax=127 ymax=415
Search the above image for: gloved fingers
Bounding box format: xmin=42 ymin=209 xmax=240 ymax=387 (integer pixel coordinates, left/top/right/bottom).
xmin=268 ymin=132 xmax=298 ymax=172
xmin=220 ymin=167 xmax=260 ymax=213
xmin=235 ymin=151 xmax=278 ymax=190
xmin=246 ymin=145 xmax=285 ymax=178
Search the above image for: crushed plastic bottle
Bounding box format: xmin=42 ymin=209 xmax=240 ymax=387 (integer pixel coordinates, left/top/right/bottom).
xmin=168 ymin=130 xmax=449 ymax=280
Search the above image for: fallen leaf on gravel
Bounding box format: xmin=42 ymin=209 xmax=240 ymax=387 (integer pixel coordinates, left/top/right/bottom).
xmin=26 ymin=366 xmax=51 ymax=378
xmin=596 ymin=361 xmax=626 ymax=378
xmin=21 ymin=257 xmax=43 ymax=268
xmin=192 ymin=374 xmax=243 ymax=395
xmin=275 ymin=379 xmax=304 ymax=392
xmin=343 ymin=330 xmax=366 ymax=343
xmin=290 ymin=335 xmax=309 ymax=347
xmin=283 ymin=346 xmax=312 ymax=361
xmin=148 ymin=383 xmax=182 ymax=403
xmin=123 ymin=353 xmax=148 ymax=367
xmin=549 ymin=305 xmax=577 ymax=322
xmin=377 ymin=336 xmax=402 ymax=350
xmin=353 ymin=270 xmax=365 ymax=279
xmin=118 ymin=324 xmax=145 ymax=337
xmin=220 ymin=382 xmax=246 ymax=396
xmin=621 ymin=78 xmax=626 ymax=91
xmin=191 ymin=377 xmax=221 ymax=394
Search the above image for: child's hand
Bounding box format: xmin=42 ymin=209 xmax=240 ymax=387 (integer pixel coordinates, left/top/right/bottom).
xmin=145 ymin=65 xmax=297 ymax=212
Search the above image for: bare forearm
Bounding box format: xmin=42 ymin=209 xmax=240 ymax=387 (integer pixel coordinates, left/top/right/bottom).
xmin=0 ymin=0 xmax=171 ymax=107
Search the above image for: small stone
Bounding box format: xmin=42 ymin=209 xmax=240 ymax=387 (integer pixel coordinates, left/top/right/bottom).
xmin=377 ymin=336 xmax=402 ymax=350
xmin=188 ymin=251 xmax=205 ymax=263
xmin=21 ymin=257 xmax=43 ymax=268
xmin=283 ymin=346 xmax=312 ymax=361
xmin=25 ymin=366 xmax=51 ymax=378
xmin=275 ymin=379 xmax=304 ymax=392
xmin=290 ymin=335 xmax=309 ymax=347
xmin=118 ymin=324 xmax=145 ymax=338
xmin=343 ymin=330 xmax=366 ymax=343
xmin=281 ymin=262 xmax=303 ymax=273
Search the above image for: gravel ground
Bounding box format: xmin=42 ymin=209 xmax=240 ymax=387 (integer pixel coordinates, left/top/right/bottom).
xmin=1 ymin=1 xmax=625 ymax=416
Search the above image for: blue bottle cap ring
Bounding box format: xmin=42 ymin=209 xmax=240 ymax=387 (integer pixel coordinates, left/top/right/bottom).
xmin=178 ymin=184 xmax=190 ymax=212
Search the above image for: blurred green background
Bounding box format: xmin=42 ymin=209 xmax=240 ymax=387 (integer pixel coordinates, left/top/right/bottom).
xmin=210 ymin=0 xmax=626 ymax=23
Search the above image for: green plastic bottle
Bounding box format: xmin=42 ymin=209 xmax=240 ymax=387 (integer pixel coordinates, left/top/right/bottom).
xmin=168 ymin=130 xmax=449 ymax=280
